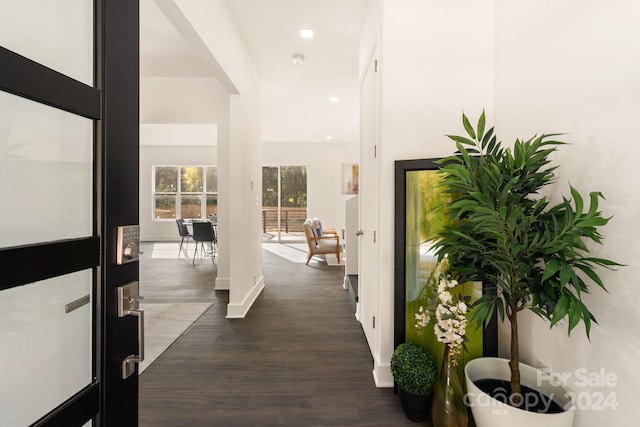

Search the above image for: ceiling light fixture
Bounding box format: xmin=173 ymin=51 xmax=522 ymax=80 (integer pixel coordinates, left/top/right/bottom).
xmin=329 ymin=96 xmax=339 ymax=103
xmin=300 ymin=29 xmax=314 ymax=39
xmin=292 ymin=54 xmax=305 ymax=65
xmin=325 ymin=136 xmax=333 ymax=140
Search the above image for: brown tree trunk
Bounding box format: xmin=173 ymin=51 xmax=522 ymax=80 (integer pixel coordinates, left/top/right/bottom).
xmin=509 ymin=302 xmax=522 ymax=407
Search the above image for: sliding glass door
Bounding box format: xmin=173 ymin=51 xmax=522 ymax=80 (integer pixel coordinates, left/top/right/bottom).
xmin=262 ymin=166 xmax=307 ymax=242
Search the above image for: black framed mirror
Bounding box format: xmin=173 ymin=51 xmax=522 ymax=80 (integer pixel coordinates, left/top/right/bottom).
xmin=394 ymin=158 xmax=498 ymax=364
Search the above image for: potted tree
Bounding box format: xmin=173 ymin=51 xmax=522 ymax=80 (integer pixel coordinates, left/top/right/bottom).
xmin=390 ymin=342 xmax=438 ymax=422
xmin=430 ymin=111 xmax=620 ymax=426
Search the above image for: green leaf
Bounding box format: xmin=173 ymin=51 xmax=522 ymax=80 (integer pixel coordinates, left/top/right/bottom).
xmin=542 ymin=259 xmax=560 ymax=282
xmin=570 ymin=186 xmax=584 ymax=215
xmin=550 ymin=295 xmax=569 ymax=327
xmin=469 ymin=300 xmax=495 ymax=327
xmin=477 ymin=110 xmax=486 ymax=142
xmin=495 ymin=296 xmax=505 ymax=321
xmin=575 ymin=217 xmax=608 ymax=228
xmin=447 ymin=134 xmax=476 ymax=146
xmin=481 ymin=127 xmax=494 ymax=149
xmin=463 ymin=113 xmax=476 ymax=140
xmin=559 ymin=263 xmax=572 ymax=288
xmin=575 ymin=264 xmax=605 ymax=290
xmin=582 ymin=257 xmax=623 ymax=268
xmin=568 ymin=298 xmax=583 ymax=335
xmin=582 ymin=304 xmax=593 ymax=339
xmin=588 ymin=191 xmax=603 ymax=215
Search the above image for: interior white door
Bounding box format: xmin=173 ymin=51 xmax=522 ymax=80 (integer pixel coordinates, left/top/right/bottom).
xmin=358 ymin=50 xmax=379 ymax=352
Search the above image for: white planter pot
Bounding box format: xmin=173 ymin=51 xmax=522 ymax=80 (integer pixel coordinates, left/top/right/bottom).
xmin=465 ymin=358 xmax=575 ymax=427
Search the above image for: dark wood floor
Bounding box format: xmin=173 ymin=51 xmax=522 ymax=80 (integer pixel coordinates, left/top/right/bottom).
xmin=138 ymin=246 xmax=430 ymax=426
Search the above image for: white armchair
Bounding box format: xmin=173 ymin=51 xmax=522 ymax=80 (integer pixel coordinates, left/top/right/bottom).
xmin=303 ymin=219 xmax=341 ymax=265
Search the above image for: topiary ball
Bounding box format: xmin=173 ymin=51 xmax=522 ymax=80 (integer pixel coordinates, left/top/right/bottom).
xmin=390 ymin=342 xmax=438 ymax=395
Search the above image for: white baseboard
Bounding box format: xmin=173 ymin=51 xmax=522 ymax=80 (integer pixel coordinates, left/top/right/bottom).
xmin=372 ymin=357 xmax=393 ymax=388
xmin=214 ymin=277 xmax=230 ymax=290
xmin=226 ymin=275 xmax=265 ymax=319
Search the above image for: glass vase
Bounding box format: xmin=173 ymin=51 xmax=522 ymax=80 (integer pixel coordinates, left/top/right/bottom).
xmin=431 ymin=345 xmax=469 ymax=427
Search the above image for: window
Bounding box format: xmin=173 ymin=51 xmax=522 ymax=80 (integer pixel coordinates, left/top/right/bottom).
xmin=153 ymin=166 xmax=217 ymax=220
xmin=262 ymin=166 xmax=307 ymax=241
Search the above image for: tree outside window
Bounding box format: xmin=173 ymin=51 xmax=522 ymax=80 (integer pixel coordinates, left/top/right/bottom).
xmin=153 ymin=166 xmax=217 ymax=220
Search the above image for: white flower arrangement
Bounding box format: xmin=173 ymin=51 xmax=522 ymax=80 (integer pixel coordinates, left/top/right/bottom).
xmin=415 ymin=257 xmax=469 ymax=364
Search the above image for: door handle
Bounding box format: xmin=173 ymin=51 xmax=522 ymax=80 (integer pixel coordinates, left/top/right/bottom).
xmin=355 ymin=230 xmax=364 ymax=236
xmin=118 ymin=281 xmax=145 ymax=379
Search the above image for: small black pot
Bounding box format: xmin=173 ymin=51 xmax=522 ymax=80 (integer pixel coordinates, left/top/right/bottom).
xmin=398 ymin=387 xmax=432 ymax=422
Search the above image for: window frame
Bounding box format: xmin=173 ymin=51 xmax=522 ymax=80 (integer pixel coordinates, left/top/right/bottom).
xmin=152 ymin=165 xmax=218 ymax=221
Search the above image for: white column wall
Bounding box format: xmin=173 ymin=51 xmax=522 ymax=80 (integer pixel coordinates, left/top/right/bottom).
xmin=174 ymin=0 xmax=264 ymax=317
xmin=494 ymin=2 xmax=640 ymax=425
xmin=363 ymin=0 xmax=496 ymax=385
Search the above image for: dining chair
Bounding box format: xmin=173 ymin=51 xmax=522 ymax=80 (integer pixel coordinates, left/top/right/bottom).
xmin=192 ymin=221 xmax=216 ymax=264
xmin=175 ymin=218 xmax=193 ymax=257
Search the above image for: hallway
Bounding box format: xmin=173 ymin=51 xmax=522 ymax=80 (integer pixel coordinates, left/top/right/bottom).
xmin=138 ymin=247 xmax=419 ymax=426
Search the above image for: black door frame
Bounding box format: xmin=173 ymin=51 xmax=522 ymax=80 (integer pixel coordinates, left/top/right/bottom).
xmin=0 ymin=1 xmax=140 ymax=425
xmin=98 ymin=0 xmax=141 ymax=425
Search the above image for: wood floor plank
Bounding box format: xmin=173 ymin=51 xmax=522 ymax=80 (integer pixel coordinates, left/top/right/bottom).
xmin=139 ymin=246 xmax=429 ymax=426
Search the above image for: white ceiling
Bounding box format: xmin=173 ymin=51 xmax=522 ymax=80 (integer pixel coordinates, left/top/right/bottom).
xmin=140 ymin=0 xmax=367 ymax=143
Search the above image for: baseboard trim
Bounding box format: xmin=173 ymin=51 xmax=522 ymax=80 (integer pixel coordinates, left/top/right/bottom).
xmin=372 ymin=356 xmax=393 ymax=388
xmin=226 ymin=275 xmax=265 ymax=319
xmin=214 ymin=277 xmax=230 ymax=290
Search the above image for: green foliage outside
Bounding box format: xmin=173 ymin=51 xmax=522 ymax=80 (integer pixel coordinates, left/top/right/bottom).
xmin=262 ymin=166 xmax=307 ymax=208
xmin=181 ymin=167 xmax=203 ymax=192
xmin=262 ymin=167 xmax=279 ymax=207
xmin=155 ymin=167 xmax=178 ymax=192
xmin=154 ymin=166 xmax=217 ymax=219
xmin=280 ymin=166 xmax=307 ymax=207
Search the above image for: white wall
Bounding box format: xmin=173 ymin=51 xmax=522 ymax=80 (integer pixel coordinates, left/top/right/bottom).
xmin=141 ymin=77 xmax=226 ymax=123
xmin=367 ymin=1 xmax=639 ymax=424
xmin=365 ymin=0 xmax=496 ymax=386
xmin=494 ymin=2 xmax=640 ymax=425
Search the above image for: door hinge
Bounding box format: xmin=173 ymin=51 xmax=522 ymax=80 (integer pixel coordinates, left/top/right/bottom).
xmin=355 ymin=296 xmax=359 ymax=303
xmin=374 ymin=145 xmax=377 ymax=158
xmin=374 ymin=59 xmax=378 ymax=72
xmin=373 ymin=316 xmax=376 ymax=329
xmin=373 ymin=230 xmax=376 ymax=243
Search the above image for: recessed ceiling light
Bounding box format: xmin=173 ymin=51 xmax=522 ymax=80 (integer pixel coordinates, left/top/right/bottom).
xmin=292 ymin=54 xmax=305 ymax=65
xmin=325 ymin=135 xmax=333 ymax=140
xmin=300 ymin=29 xmax=314 ymax=39
xmin=329 ymin=96 xmax=339 ymax=103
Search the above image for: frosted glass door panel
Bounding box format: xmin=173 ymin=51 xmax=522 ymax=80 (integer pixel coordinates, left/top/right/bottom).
xmin=0 ymin=1 xmax=93 ymax=85
xmin=0 ymin=270 xmax=92 ymax=426
xmin=0 ymin=92 xmax=93 ymax=247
